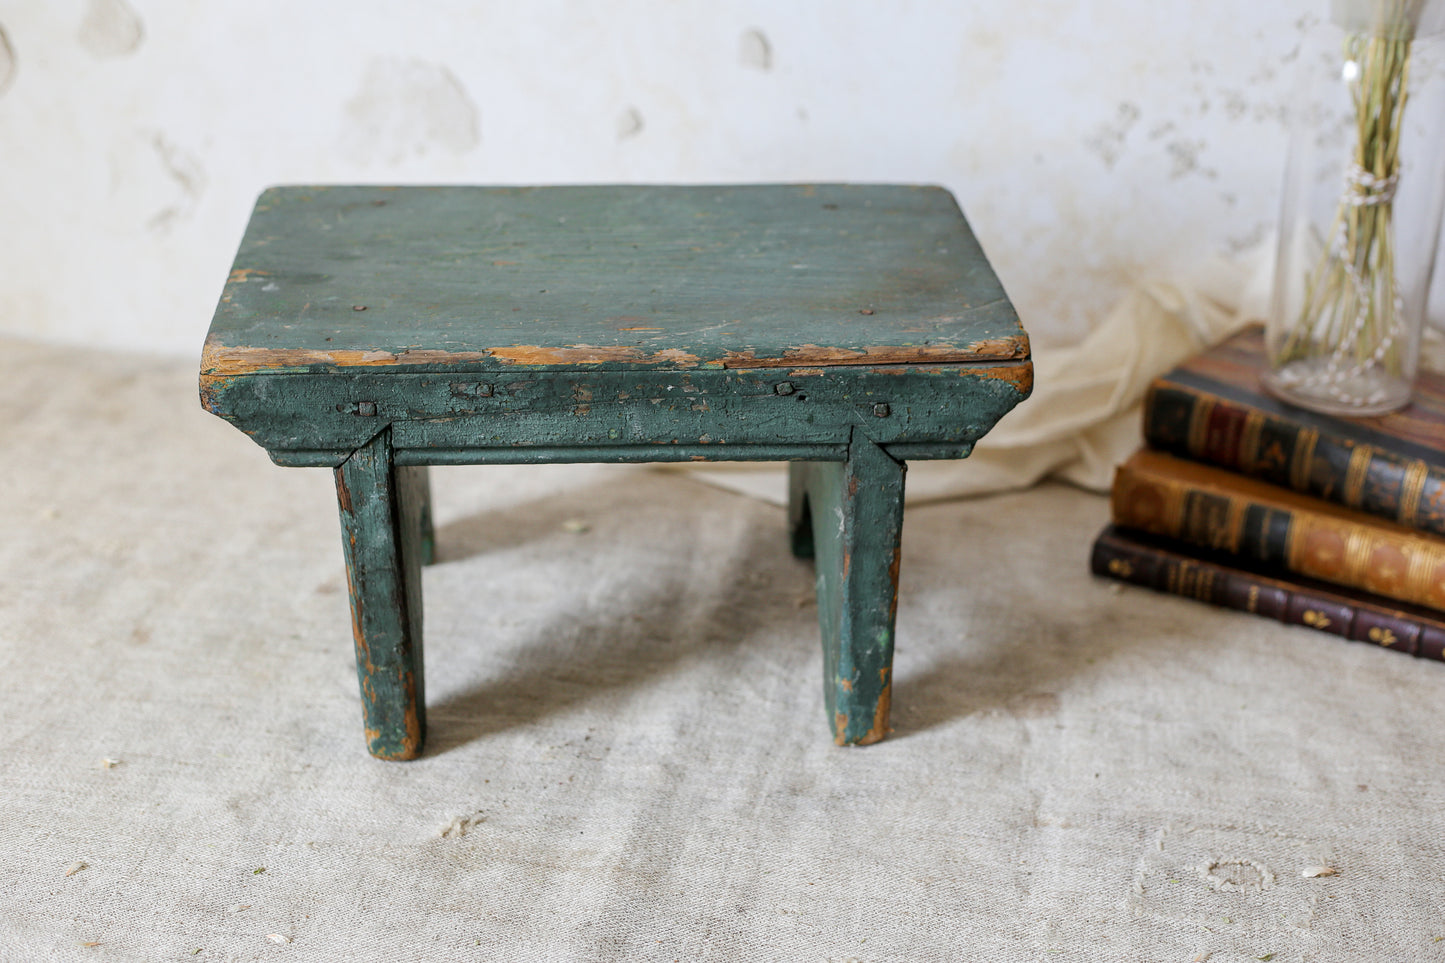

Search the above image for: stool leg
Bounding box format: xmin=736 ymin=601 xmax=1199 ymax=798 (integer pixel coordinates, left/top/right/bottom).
xmin=787 ymin=462 xmax=815 ymax=559
xmin=334 ymin=429 xmax=427 ymax=760
xmin=413 ymin=466 xmax=436 ymax=566
xmin=798 ymin=435 xmax=906 ymax=746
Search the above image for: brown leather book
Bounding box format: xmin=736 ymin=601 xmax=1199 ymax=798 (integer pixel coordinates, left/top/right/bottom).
xmin=1090 ymin=524 xmax=1445 ymax=662
xmin=1112 ymin=448 xmax=1445 ymax=610
xmin=1143 ymin=324 xmax=1445 ymax=535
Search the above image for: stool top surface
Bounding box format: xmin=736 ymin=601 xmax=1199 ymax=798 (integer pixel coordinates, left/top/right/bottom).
xmin=202 ymin=184 xmax=1027 ymax=376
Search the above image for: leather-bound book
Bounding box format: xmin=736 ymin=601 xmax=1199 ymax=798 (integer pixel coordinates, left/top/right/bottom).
xmin=1111 ymin=448 xmax=1445 ymax=610
xmin=1090 ymin=524 xmax=1445 ymax=662
xmin=1143 ymin=325 xmax=1445 ymax=535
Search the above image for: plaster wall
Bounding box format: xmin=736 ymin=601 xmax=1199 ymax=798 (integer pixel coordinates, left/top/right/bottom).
xmin=0 ymin=2 xmax=1335 ymax=355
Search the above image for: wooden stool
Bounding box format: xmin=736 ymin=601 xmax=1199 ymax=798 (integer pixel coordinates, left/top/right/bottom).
xmin=200 ymin=185 xmax=1032 ymax=759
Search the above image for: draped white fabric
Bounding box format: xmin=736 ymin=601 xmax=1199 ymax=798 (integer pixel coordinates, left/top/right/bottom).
xmin=684 ymin=251 xmax=1270 ymax=504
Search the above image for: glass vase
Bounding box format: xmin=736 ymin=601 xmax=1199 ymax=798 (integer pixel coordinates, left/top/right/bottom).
xmin=1263 ymin=0 xmax=1445 ymax=416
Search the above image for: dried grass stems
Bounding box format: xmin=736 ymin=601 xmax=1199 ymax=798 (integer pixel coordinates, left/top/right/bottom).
xmin=1279 ymin=0 xmax=1426 ymax=399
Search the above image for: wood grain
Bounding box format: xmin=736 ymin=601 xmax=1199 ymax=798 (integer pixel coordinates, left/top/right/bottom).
xmin=202 ymin=184 xmax=1027 ymax=376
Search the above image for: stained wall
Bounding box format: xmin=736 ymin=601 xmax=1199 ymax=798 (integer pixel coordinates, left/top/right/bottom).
xmin=0 ymin=2 xmax=1324 ymax=354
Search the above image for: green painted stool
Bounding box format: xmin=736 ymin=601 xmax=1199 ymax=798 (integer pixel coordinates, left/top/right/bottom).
xmin=200 ymin=184 xmax=1031 ymax=759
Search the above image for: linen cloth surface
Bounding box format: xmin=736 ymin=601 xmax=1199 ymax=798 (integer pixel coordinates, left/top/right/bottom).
xmin=1 ymin=337 xmax=1443 ymax=962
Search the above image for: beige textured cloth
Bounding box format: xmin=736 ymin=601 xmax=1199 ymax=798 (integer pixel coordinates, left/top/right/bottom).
xmin=2 ymin=337 xmax=1444 ymax=960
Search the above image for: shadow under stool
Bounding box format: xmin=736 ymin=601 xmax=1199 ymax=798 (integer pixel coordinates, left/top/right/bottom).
xmin=199 ymin=184 xmax=1032 ymax=759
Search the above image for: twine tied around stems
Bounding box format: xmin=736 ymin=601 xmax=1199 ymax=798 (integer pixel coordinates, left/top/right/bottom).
xmin=1344 ymin=164 xmax=1400 ymax=206
xmin=1321 ymin=164 xmax=1405 ymax=385
xmin=1274 ymin=164 xmax=1407 ymax=406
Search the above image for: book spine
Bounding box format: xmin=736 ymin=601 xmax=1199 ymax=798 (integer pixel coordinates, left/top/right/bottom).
xmin=1089 ymin=527 xmax=1445 ymax=662
xmin=1111 ymin=460 xmax=1445 ymax=610
xmin=1143 ymin=382 xmax=1445 ymax=536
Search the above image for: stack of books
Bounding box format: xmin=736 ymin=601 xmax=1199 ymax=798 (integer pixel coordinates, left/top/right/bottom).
xmin=1091 ymin=324 xmax=1445 ymax=662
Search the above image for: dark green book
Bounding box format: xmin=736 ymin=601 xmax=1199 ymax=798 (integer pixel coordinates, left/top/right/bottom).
xmin=1143 ymin=325 xmax=1445 ymax=535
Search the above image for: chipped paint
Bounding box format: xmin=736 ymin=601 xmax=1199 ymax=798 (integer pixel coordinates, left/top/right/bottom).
xmin=856 ymin=677 xmax=892 ymax=746
xmin=386 ymin=696 xmax=424 ymax=761
xmin=487 ymin=345 xmax=701 ymax=367
xmin=201 ymin=339 xmax=490 ymax=376
xmin=972 ymin=361 xmax=1034 ymax=395
xmin=722 ymin=335 xmax=1028 ymax=368
xmin=196 ymin=374 xmax=229 ymax=414
xmin=334 ymin=468 xmax=354 ymax=513
xmin=227 ymin=267 xmax=270 ymax=283
xmin=203 ymin=339 xmax=716 ymax=376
